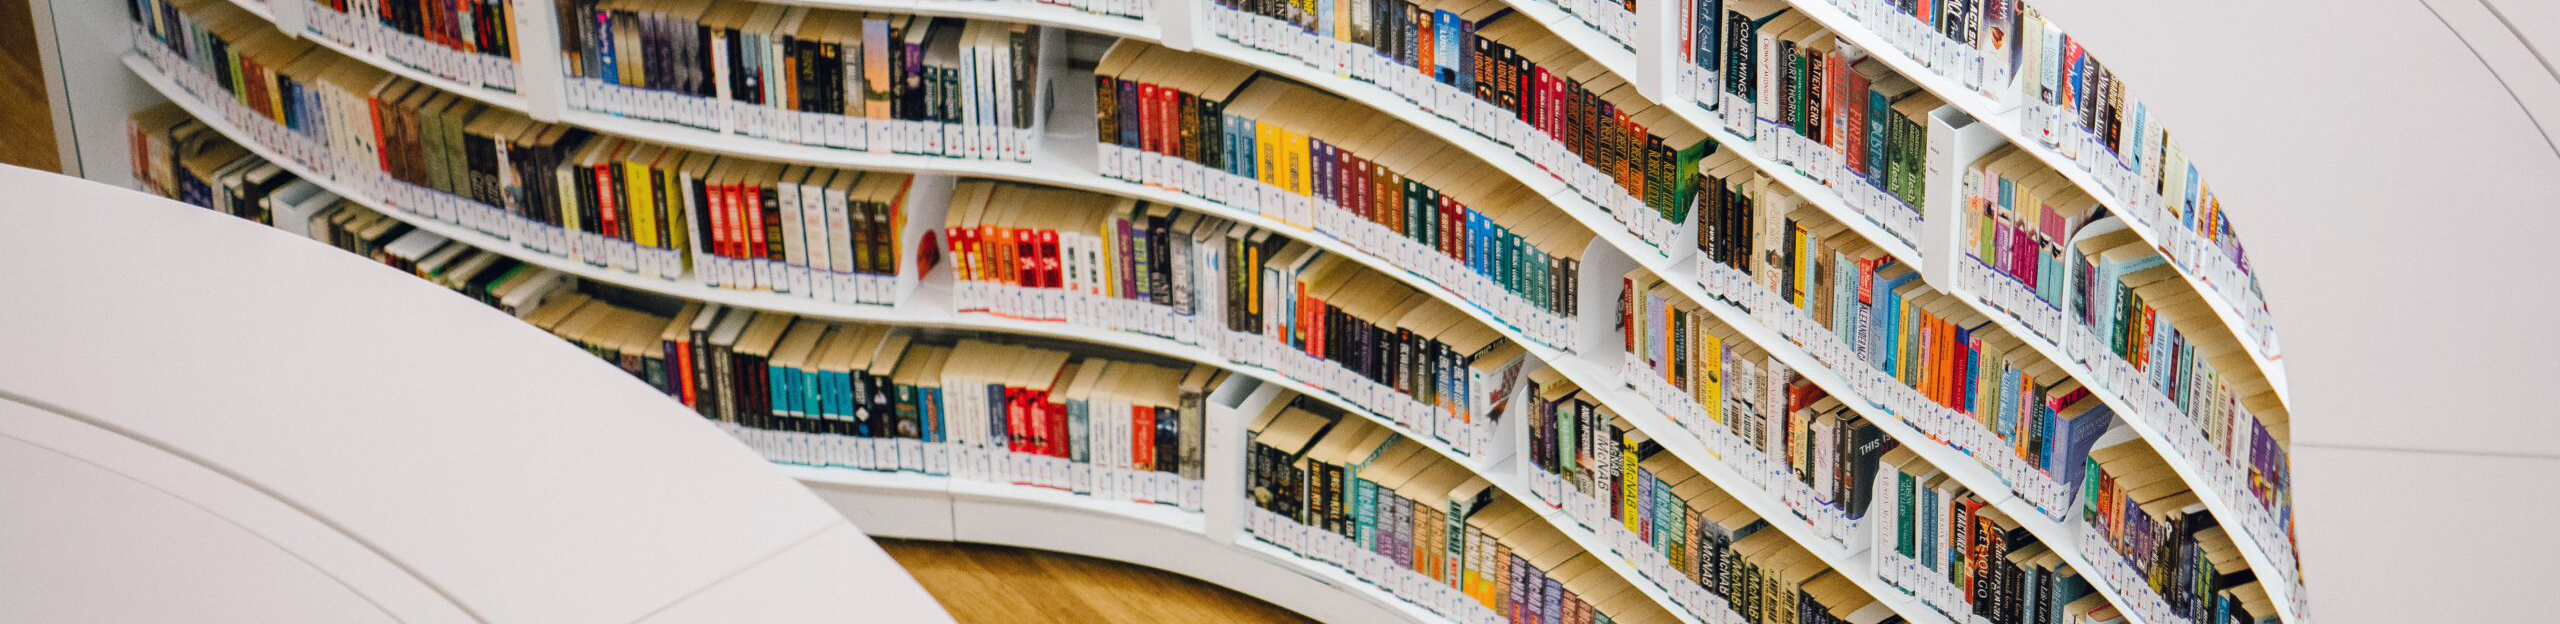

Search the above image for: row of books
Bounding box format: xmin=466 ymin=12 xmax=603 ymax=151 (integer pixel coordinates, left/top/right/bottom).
xmin=1958 ymin=143 xmax=2292 ymax=582
xmin=2079 ymin=440 xmax=2282 ymax=624
xmin=124 ymin=113 xmax=557 ymax=315
xmin=1203 ymin=1 xmax=1723 ymax=259
xmin=1592 ymin=286 xmax=1877 ymax=552
xmin=133 ymin=0 xmax=947 ymax=306
xmin=2068 ymin=224 xmax=2287 ymax=510
xmin=1245 ymin=401 xmax=1689 ymax=624
xmin=1673 ymin=0 xmax=1942 ymax=247
xmin=1686 ymin=185 xmax=2101 ymax=520
xmin=130 ymin=103 xmax=298 ymax=222
xmin=944 ymin=181 xmax=1223 ymax=344
xmin=558 ymin=1 xmax=1057 ymax=162
xmin=1523 ymin=371 xmax=1905 ymax=624
xmin=1802 ymin=0 xmax=2276 ymax=357
xmin=621 ymin=304 xmax=1226 ymax=507
xmin=2063 ymin=230 xmax=2293 ymax=587
xmin=1223 ymin=236 xmax=1530 ymax=459
xmin=1093 ymin=40 xmax=1594 ymax=351
xmin=132 ymin=93 xmax=1235 ymax=512
xmin=527 ymin=288 xmax=1227 ymax=506
xmin=132 ymin=7 xmax=1524 ymax=469
xmin=295 ymin=0 xmax=523 ymax=92
xmin=1604 ymin=252 xmax=2165 ymax=624
xmin=1869 ymin=446 xmax=2124 ymax=624
xmin=2009 ymin=3 xmax=2271 ymax=354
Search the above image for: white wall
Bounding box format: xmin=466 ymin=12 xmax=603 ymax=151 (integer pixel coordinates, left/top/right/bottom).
xmin=2024 ymin=0 xmax=2560 ymax=620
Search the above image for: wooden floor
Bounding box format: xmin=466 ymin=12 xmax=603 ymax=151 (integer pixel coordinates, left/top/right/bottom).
xmin=878 ymin=539 xmax=1323 ymax=624
xmin=0 ymin=0 xmax=62 ymax=173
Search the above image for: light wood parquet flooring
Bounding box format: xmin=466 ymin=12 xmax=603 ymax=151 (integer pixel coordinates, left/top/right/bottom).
xmin=878 ymin=539 xmax=1325 ymax=624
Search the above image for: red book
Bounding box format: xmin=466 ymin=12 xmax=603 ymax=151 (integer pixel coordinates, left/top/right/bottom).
xmin=741 ymin=179 xmax=766 ymax=265
xmin=727 ymin=182 xmax=752 ymax=263
xmin=1039 ymin=228 xmax=1062 ymax=291
xmin=1308 ymin=298 xmax=1328 ymax=361
xmin=1045 ymin=390 xmax=1067 ymax=461
xmin=1417 ymin=24 xmax=1434 ymax=77
xmin=1003 ymin=385 xmax=1026 ymax=457
xmin=368 ymin=96 xmax=392 ymax=171
xmin=1438 ymin=194 xmax=1461 ymax=258
xmin=594 ymin=164 xmax=620 ymax=240
xmin=674 ymin=341 xmax=695 ymax=407
xmin=706 ymin=180 xmax=730 ymax=263
xmin=1137 ymin=82 xmax=1159 ymax=157
xmin=1132 ymin=405 xmax=1155 ymax=472
xmin=1550 ymin=73 xmax=1570 ymax=150
xmin=1013 ymin=228 xmax=1038 ymax=289
xmin=945 ymin=221 xmax=971 ymax=284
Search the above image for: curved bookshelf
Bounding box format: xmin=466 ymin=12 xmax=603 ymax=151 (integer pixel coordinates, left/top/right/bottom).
xmin=129 ymin=22 xmax=2143 ymax=624
xmin=242 ymin=0 xmax=2283 ymax=402
xmin=143 ymin=2 xmax=2308 ymax=621
xmin=1765 ymin=0 xmax=2288 ymax=403
xmin=127 ymin=53 xmax=1722 ymax=624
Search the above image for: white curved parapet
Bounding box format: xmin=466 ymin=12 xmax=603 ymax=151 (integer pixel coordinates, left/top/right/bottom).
xmin=0 ymin=165 xmax=954 ymax=624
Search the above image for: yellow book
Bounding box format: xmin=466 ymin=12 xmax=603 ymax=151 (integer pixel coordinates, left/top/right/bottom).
xmin=623 ymin=151 xmax=658 ymax=249
xmin=1256 ymin=120 xmax=1280 ymax=188
xmin=1701 ymin=332 xmax=1724 ymax=424
xmin=1285 ymin=127 xmax=1310 ymax=197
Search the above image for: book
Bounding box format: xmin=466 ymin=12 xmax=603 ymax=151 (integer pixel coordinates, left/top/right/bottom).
xmin=129 ymin=0 xmax=940 ymax=305
xmin=1220 ymin=234 xmax=1528 ymax=458
xmin=943 ymin=181 xmax=1223 ymax=345
xmin=1683 ymin=164 xmax=2115 ymax=518
xmin=556 ymin=2 xmax=1057 ymax=161
xmin=295 ymin=0 xmax=523 ymax=92
xmin=1516 ymin=379 xmax=1906 ymax=624
xmin=2079 ymin=438 xmax=2283 ymax=624
xmin=2066 ymin=212 xmax=2291 ymax=544
xmin=1095 ymin=40 xmax=1594 ymax=351
xmin=1243 ymin=391 xmax=1685 ymax=624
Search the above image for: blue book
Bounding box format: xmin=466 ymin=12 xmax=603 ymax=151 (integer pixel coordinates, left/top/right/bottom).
xmin=922 ymin=385 xmax=946 ymax=445
xmin=592 ymin=9 xmax=617 ymax=86
xmin=987 ymin=384 xmax=1007 ymax=452
xmin=805 ymin=367 xmax=825 ymax=426
xmin=1434 ymin=11 xmax=1460 ymax=85
xmin=1067 ymin=396 xmax=1089 ymax=464
xmin=2051 ymin=400 xmax=2112 ymax=489
xmin=768 ymin=362 xmax=794 ymax=418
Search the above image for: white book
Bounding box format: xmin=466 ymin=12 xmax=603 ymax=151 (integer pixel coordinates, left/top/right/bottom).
xmin=774 ymin=167 xmax=808 ymax=294
xmin=799 ymin=170 xmax=834 ymax=301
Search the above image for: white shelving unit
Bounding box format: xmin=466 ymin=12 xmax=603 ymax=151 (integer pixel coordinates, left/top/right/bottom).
xmin=125 ymin=55 xmax=1718 ymax=624
xmin=90 ymin=0 xmax=2309 ymax=622
xmin=1768 ymin=0 xmax=2287 ymax=402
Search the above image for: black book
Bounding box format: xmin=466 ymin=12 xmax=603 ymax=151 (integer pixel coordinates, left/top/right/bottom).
xmin=760 ymin=186 xmax=785 ymax=262
xmin=1155 ymin=406 xmax=1180 ymax=476
xmin=870 ymin=369 xmax=898 ymax=440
